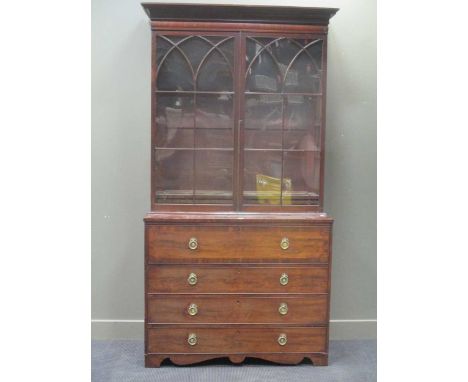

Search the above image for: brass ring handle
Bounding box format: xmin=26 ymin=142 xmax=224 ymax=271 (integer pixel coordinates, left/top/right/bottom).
xmin=187 ymin=303 xmax=198 ymax=316
xmin=278 ymin=333 xmax=287 ymax=346
xmin=187 ymin=272 xmax=198 ymax=286
xmin=187 ymin=333 xmax=197 ymax=346
xmin=280 ymin=237 xmax=289 ymax=250
xmin=279 ymin=273 xmax=289 ymax=286
xmin=278 ymin=302 xmax=288 ymax=315
xmin=188 ymin=237 xmax=198 ymax=250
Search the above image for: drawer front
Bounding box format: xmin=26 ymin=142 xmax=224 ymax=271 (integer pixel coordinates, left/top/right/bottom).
xmin=147 ymin=295 xmax=328 ymax=324
xmin=147 ymin=225 xmax=330 ymax=263
xmin=146 ymin=225 xmax=238 ymax=260
xmin=238 ymin=227 xmax=329 ymax=263
xmin=147 ymin=327 xmax=327 ymax=354
xmin=147 ymin=265 xmax=329 ymax=294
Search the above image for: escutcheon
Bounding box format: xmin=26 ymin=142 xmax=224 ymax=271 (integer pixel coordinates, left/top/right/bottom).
xmin=278 ymin=302 xmax=288 ymax=315
xmin=278 ymin=333 xmax=287 ymax=346
xmin=187 ymin=272 xmax=197 ymax=285
xmin=187 ymin=303 xmax=198 ymax=316
xmin=188 ymin=237 xmax=198 ymax=250
xmin=187 ymin=333 xmax=197 ymax=346
xmin=279 ymin=273 xmax=289 ymax=286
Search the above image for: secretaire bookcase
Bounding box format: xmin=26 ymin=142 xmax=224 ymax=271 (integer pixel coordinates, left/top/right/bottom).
xmin=141 ymin=3 xmax=338 ymax=367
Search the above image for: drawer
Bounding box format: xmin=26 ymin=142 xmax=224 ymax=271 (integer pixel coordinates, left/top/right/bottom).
xmin=146 ymin=225 xmax=238 ymax=260
xmin=147 ymin=295 xmax=328 ymax=324
xmin=238 ymin=227 xmax=329 ymax=262
xmin=147 ymin=327 xmax=327 ymax=354
xmin=146 ymin=225 xmax=330 ymax=263
xmin=147 ymin=265 xmax=329 ymax=294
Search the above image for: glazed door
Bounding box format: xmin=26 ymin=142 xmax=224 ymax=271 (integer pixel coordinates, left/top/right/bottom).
xmin=153 ymin=33 xmax=238 ymax=207
xmin=241 ymin=34 xmax=325 ymax=209
xmin=152 ymin=32 xmax=326 ymax=210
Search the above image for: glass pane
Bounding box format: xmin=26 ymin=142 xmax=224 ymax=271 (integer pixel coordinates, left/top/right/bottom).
xmin=156 ymin=95 xmax=194 ymax=129
xmin=156 ymin=37 xmax=194 ymax=91
xmin=284 ymin=95 xmax=321 ymax=150
xmin=168 ymin=36 xmax=234 ymax=92
xmin=195 ymin=128 xmax=232 ymax=149
xmin=197 ymin=39 xmax=234 ymax=92
xmin=155 ymin=149 xmax=193 ymax=203
xmin=246 ymin=38 xmax=282 ymax=93
xmin=244 ymin=150 xmax=283 ymax=205
xmin=156 ymin=128 xmax=193 ymax=149
xmin=195 ymin=150 xmax=233 ymax=203
xmin=283 ymin=151 xmax=320 ymax=205
xmin=244 ymin=94 xmax=282 ymax=149
xmin=178 ymin=36 xmax=212 ymax=71
xmin=283 ymin=39 xmax=322 ymax=93
xmin=245 ymin=37 xmax=323 ymax=94
xmin=195 ymin=94 xmax=233 ymax=148
xmin=243 ymin=36 xmax=324 ymax=207
xmin=155 ymin=95 xmax=194 ymax=148
xmin=196 ymin=94 xmax=233 ymax=130
xmin=153 ymin=35 xmax=236 ymax=206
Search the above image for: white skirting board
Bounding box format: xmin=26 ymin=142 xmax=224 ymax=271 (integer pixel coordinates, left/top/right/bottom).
xmin=91 ymin=319 xmax=376 ymax=340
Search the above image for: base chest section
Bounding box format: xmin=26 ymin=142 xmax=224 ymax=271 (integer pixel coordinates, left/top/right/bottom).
xmin=144 ymin=214 xmax=333 ymax=367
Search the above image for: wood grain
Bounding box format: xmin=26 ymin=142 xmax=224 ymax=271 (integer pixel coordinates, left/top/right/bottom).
xmin=141 ymin=3 xmax=338 ymax=26
xmin=147 ymin=295 xmax=328 ymax=324
xmin=147 ymin=327 xmax=327 ymax=354
xmin=145 ymin=353 xmax=328 ymax=367
xmin=147 ymin=225 xmax=330 ymax=263
xmin=142 ymin=2 xmax=337 ymax=367
xmin=150 ymin=21 xmax=328 ymax=34
xmin=147 ymin=265 xmax=329 ymax=294
xmin=144 ymin=211 xmax=333 ymax=224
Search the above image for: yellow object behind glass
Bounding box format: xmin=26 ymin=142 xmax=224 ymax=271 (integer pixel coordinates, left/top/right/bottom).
xmin=256 ymin=174 xmax=292 ymax=205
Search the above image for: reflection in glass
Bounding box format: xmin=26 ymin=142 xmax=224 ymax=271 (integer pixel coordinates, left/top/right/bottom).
xmin=245 ymin=37 xmax=323 ymax=94
xmin=245 ymin=94 xmax=282 ymax=149
xmin=246 ymin=38 xmax=282 ymax=93
xmin=196 ymin=95 xmax=233 ymax=148
xmin=155 ymin=149 xmax=194 ymax=203
xmin=156 ymin=37 xmax=194 ymax=91
xmin=197 ymin=37 xmax=234 ymax=92
xmin=245 ymin=95 xmax=282 ymax=129
xmin=155 ymin=95 xmax=194 ymax=148
xmin=243 ymin=36 xmax=324 ymax=206
xmin=154 ymin=35 xmax=325 ymax=207
xmin=284 ymin=95 xmax=321 ymax=150
xmin=244 ymin=150 xmax=282 ymax=204
xmin=285 ymin=39 xmax=322 ymax=94
xmin=154 ymin=35 xmax=235 ymax=205
xmin=283 ymin=150 xmax=320 ymax=205
xmin=156 ymin=36 xmax=234 ymax=92
xmin=196 ymin=95 xmax=233 ymax=130
xmin=196 ymin=129 xmax=233 ymax=149
xmin=195 ymin=150 xmax=233 ymax=203
xmin=156 ymin=128 xmax=194 ymax=149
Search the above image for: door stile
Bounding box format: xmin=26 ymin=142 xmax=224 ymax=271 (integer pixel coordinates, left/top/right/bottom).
xmin=236 ymin=32 xmax=247 ymax=211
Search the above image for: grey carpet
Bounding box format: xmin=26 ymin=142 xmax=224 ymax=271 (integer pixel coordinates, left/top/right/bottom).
xmin=92 ymin=340 xmax=376 ymax=382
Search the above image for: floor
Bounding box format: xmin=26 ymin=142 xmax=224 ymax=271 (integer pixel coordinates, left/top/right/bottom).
xmin=92 ymin=340 xmax=376 ymax=382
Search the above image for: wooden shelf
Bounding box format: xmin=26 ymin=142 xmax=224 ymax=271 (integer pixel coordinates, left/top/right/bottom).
xmin=154 ymin=147 xmax=234 ymax=151
xmin=155 ymin=90 xmax=234 ymax=95
xmin=245 ymin=92 xmax=322 ymax=96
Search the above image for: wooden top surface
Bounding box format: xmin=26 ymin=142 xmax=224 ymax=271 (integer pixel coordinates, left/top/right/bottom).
xmin=144 ymin=211 xmax=334 ymax=224
xmin=141 ymin=3 xmax=338 ymax=26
